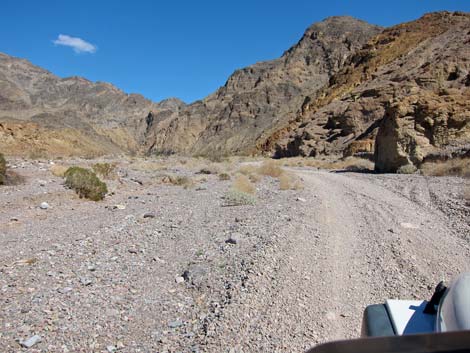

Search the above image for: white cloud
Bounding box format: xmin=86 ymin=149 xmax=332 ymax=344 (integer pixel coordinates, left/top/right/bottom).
xmin=53 ymin=34 xmax=97 ymax=54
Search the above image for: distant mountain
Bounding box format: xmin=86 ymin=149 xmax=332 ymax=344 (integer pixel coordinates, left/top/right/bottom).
xmin=1 ymin=12 xmax=469 ymax=173
xmin=0 ymin=52 xmax=184 ymax=157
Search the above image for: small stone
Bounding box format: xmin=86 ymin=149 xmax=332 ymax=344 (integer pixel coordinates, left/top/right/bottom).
xmin=106 ymin=345 xmax=117 ymax=353
xmin=143 ymin=212 xmax=156 ymax=219
xmin=113 ymin=204 xmax=126 ymax=210
xmin=168 ymin=320 xmax=183 ymax=328
xmin=226 ymin=233 xmax=240 ymax=245
xmin=39 ymin=202 xmax=49 ymax=210
xmin=128 ymin=248 xmax=138 ymax=254
xmin=80 ymin=278 xmax=92 ymax=286
xmin=296 ymin=197 xmax=307 ymax=202
xmin=87 ymin=265 xmax=96 ymax=272
xmin=10 ymin=217 xmax=19 ymax=222
xmin=58 ymin=287 xmax=73 ymax=294
xmin=175 ymin=276 xmax=185 ymax=284
xmin=19 ymin=335 xmax=42 ymax=348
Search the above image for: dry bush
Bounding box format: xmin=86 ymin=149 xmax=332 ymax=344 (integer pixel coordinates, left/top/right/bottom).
xmin=131 ymin=160 xmax=169 ymax=172
xmin=316 ymin=157 xmax=374 ymax=171
xmin=50 ymin=165 xmax=69 ymax=177
xmin=219 ymin=173 xmax=231 ymax=181
xmin=420 ymin=158 xmax=470 ymax=178
xmin=159 ymin=174 xmax=195 ymax=188
xmin=0 ymin=152 xmax=6 ymax=185
xmin=279 ymin=173 xmax=303 ymax=190
xmin=64 ymin=167 xmax=108 ymax=201
xmin=197 ymin=163 xmax=221 ymax=175
xmin=223 ymin=190 xmax=256 ymax=206
xmin=257 ymin=160 xmax=284 ymax=177
xmin=238 ymin=165 xmax=258 ymax=176
xmin=232 ymin=175 xmax=255 ymax=194
xmin=92 ymin=163 xmax=117 ymax=179
xmin=248 ymin=173 xmax=262 ymax=183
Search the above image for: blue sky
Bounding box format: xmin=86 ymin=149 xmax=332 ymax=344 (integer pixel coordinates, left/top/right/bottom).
xmin=1 ymin=1 xmax=470 ymax=103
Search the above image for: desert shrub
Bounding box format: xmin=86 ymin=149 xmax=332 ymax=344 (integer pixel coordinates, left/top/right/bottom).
xmin=64 ymin=167 xmax=108 ymax=201
xmin=420 ymin=158 xmax=470 ymax=178
xmin=0 ymin=153 xmax=6 ymax=185
xmin=257 ymin=160 xmax=284 ymax=178
xmin=223 ymin=190 xmax=256 ymax=206
xmin=397 ymin=164 xmax=417 ymax=174
xmin=50 ymin=165 xmax=69 ymax=177
xmin=279 ymin=173 xmax=303 ymax=190
xmin=92 ymin=163 xmax=117 ymax=179
xmin=238 ymin=165 xmax=258 ymax=176
xmin=219 ymin=173 xmax=231 ymax=181
xmin=197 ymin=164 xmax=222 ymax=175
xmin=160 ymin=174 xmax=195 ymax=188
xmin=232 ymin=175 xmax=255 ymax=194
xmin=248 ymin=173 xmax=261 ymax=183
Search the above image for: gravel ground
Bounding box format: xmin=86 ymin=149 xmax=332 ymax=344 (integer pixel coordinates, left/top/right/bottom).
xmin=0 ymin=159 xmax=469 ymax=352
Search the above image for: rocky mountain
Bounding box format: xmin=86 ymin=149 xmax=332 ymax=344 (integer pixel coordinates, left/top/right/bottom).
xmin=1 ymin=12 xmax=469 ymax=172
xmin=0 ymin=52 xmax=185 ymax=157
xmin=145 ymin=16 xmax=382 ymax=156
xmin=264 ymin=11 xmax=470 ymax=171
xmin=0 ymin=16 xmax=381 ymax=158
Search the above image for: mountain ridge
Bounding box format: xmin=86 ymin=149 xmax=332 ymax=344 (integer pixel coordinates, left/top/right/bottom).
xmin=0 ymin=12 xmax=469 ymax=172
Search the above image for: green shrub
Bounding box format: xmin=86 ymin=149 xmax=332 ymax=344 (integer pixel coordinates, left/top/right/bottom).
xmin=0 ymin=153 xmax=6 ymax=185
xmin=223 ymin=190 xmax=256 ymax=206
xmin=92 ymin=163 xmax=117 ymax=179
xmin=397 ymin=164 xmax=417 ymax=174
xmin=64 ymin=167 xmax=107 ymax=201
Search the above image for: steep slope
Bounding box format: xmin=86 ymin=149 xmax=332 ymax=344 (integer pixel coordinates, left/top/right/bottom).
xmin=146 ymin=16 xmax=382 ymax=156
xmin=0 ymin=53 xmax=185 ymax=157
xmin=264 ymin=12 xmax=470 ymax=167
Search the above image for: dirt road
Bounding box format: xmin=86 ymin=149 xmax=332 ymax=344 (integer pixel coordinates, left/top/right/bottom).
xmin=203 ymin=169 xmax=470 ymax=352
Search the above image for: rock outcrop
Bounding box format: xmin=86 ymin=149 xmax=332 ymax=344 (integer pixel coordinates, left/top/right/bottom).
xmin=265 ymin=12 xmax=470 ymax=169
xmin=375 ymin=90 xmax=470 ymax=172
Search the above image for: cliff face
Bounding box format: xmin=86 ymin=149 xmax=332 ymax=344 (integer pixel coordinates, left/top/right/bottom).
xmin=265 ymin=12 xmax=470 ymax=169
xmin=145 ymin=16 xmax=382 ymax=156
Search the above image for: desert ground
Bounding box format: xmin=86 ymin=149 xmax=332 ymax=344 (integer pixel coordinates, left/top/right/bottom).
xmin=0 ymin=157 xmax=469 ymax=352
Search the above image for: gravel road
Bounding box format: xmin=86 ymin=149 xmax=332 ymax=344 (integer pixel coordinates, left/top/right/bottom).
xmin=0 ymin=159 xmax=469 ymax=352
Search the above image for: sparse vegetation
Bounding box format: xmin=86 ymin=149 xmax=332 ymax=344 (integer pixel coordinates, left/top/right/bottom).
xmin=257 ymin=160 xmax=284 ymax=178
xmin=397 ymin=164 xmax=417 ymax=174
xmin=223 ymin=190 xmax=256 ymax=206
xmin=50 ymin=165 xmax=69 ymax=177
xmin=218 ymin=172 xmax=231 ymax=181
xmin=232 ymin=175 xmax=255 ymax=194
xmin=420 ymin=158 xmax=470 ymax=178
xmin=92 ymin=163 xmax=117 ymax=179
xmin=279 ymin=173 xmax=303 ymax=190
xmin=280 ymin=156 xmax=374 ymax=171
xmin=0 ymin=153 xmax=6 ymax=185
xmin=238 ymin=164 xmax=258 ymax=176
xmin=64 ymin=167 xmax=108 ymax=201
xmin=159 ymin=174 xmax=195 ymax=188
